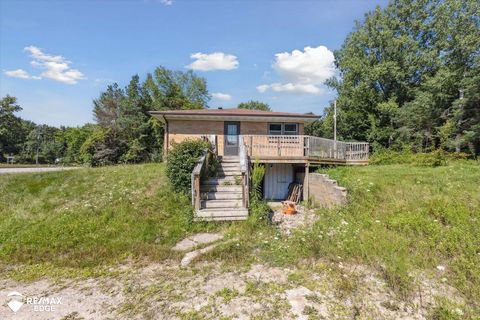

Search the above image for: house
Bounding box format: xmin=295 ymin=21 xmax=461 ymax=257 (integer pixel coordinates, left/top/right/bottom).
xmin=150 ymin=108 xmax=369 ymax=221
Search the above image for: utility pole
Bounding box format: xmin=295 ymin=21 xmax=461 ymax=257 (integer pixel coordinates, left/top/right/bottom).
xmin=333 ymin=100 xmax=337 ymax=158
xmin=333 ymin=100 xmax=337 ymax=142
xmin=455 ymin=88 xmax=464 ymax=153
xmin=35 ymin=127 xmax=42 ymax=165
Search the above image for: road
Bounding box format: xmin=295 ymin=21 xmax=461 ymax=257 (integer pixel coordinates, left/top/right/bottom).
xmin=0 ymin=167 xmax=79 ymax=175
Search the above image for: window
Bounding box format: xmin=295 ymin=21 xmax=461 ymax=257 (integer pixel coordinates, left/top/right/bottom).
xmin=269 ymin=123 xmax=282 ymax=135
xmin=284 ymin=123 xmax=298 ymax=135
xmin=268 ymin=123 xmax=299 ymax=135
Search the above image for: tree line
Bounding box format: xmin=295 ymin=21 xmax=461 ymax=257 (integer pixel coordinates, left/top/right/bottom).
xmin=0 ymin=66 xmax=270 ymax=165
xmin=308 ymin=0 xmax=479 ymax=155
xmin=2 ymin=0 xmax=479 ymax=164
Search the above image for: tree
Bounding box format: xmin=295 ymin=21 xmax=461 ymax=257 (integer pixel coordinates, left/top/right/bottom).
xmin=237 ymin=100 xmax=271 ymax=111
xmin=328 ymin=0 xmax=480 ymax=154
xmin=93 ymin=83 xmax=125 ymax=127
xmin=0 ymin=95 xmax=33 ymax=160
xmin=143 ymin=66 xmax=210 ymax=111
xmin=89 ymin=66 xmax=210 ymax=165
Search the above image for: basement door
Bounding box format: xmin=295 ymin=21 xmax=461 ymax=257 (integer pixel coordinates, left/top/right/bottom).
xmin=264 ymin=164 xmax=294 ymax=200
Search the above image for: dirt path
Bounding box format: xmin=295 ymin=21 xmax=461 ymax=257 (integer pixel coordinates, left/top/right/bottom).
xmin=0 ymin=261 xmax=466 ymax=320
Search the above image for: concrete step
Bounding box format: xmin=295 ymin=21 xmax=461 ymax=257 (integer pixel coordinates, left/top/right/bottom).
xmin=201 ymin=199 xmax=242 ymax=209
xmin=195 ymin=208 xmax=249 ymax=219
xmin=202 ymin=192 xmax=243 ymax=200
xmin=201 ymin=185 xmax=242 ymax=193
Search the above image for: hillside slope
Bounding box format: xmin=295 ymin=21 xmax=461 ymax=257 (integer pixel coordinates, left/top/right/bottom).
xmin=0 ymin=164 xmax=218 ymax=270
xmin=0 ymin=162 xmax=479 ymax=317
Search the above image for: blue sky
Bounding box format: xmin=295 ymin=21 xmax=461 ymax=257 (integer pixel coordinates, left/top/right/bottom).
xmin=0 ymin=0 xmax=388 ymax=127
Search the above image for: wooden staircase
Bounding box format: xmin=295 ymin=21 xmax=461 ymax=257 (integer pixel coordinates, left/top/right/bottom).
xmin=195 ymin=156 xmax=249 ymax=221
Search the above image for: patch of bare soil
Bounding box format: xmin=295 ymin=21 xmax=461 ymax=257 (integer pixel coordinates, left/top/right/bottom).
xmin=270 ymin=204 xmax=319 ymax=235
xmin=0 ymin=260 xmax=468 ymax=320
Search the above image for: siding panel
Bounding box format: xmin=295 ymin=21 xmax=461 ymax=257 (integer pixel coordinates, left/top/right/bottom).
xmin=264 ymin=164 xmax=294 ymax=200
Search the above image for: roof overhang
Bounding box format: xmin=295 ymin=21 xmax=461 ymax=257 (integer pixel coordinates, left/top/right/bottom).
xmin=149 ymin=111 xmax=319 ymax=124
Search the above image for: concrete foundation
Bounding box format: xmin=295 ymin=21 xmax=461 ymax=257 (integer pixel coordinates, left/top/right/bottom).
xmin=308 ymin=173 xmax=347 ymax=208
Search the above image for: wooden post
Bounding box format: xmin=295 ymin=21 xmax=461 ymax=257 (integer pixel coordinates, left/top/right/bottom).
xmin=304 ymin=136 xmax=309 ymax=157
xmin=163 ymin=121 xmax=169 ymax=160
xmin=250 ymin=136 xmax=253 ymax=156
xmin=277 ymin=137 xmax=281 ymax=156
xmin=194 ymin=175 xmax=201 ymax=210
xmin=241 ymin=173 xmax=246 ymax=208
xmin=304 ymin=163 xmax=309 ymax=202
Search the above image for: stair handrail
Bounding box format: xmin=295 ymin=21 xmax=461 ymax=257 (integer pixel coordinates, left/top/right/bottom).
xmin=191 ymin=148 xmax=217 ymax=210
xmin=239 ymin=136 xmax=250 ymax=208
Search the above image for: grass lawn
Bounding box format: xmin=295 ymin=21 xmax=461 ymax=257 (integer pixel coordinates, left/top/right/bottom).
xmin=0 ymin=164 xmax=219 ymax=277
xmin=0 ymin=161 xmax=479 ymax=313
xmin=206 ymin=161 xmax=480 ymax=310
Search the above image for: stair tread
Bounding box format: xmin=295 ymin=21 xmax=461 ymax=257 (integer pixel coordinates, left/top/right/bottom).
xmin=200 ymin=186 xmax=242 ymax=190
xmin=196 ymin=208 xmax=249 ymax=217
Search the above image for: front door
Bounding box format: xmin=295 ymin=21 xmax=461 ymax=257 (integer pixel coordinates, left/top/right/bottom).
xmin=224 ymin=122 xmax=240 ymax=156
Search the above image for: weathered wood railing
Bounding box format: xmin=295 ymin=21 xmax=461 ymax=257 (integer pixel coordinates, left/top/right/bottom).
xmin=241 ymin=135 xmax=369 ymax=162
xmin=191 ymin=148 xmax=217 ymax=210
xmin=344 ymin=142 xmax=369 ymax=161
xmin=242 ymin=135 xmax=306 ymax=157
xmin=239 ymin=139 xmax=250 ymax=208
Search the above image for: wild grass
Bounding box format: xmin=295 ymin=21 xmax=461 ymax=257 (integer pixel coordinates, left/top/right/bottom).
xmin=239 ymin=161 xmax=479 ymax=309
xmin=0 ymin=164 xmax=219 ymax=278
xmin=1 ymin=160 xmax=479 ymax=314
xmin=318 ymin=163 xmax=480 ymax=301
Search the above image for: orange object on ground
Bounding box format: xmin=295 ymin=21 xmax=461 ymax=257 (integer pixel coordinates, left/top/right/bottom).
xmin=282 ymin=201 xmax=297 ymax=215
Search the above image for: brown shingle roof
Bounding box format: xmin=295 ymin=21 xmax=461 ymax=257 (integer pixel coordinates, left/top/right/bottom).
xmin=149 ymin=108 xmax=319 ymax=118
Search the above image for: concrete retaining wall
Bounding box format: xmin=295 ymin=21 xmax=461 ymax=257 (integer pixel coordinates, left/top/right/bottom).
xmin=308 ymin=173 xmax=347 ymax=208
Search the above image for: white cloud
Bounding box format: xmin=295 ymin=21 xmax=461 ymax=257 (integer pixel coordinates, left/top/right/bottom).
xmin=4 ymin=69 xmax=41 ymax=80
xmin=186 ymin=52 xmax=239 ymax=71
xmin=10 ymin=45 xmax=86 ymax=84
xmin=211 ymin=92 xmax=232 ymax=101
xmin=258 ymin=45 xmax=335 ymax=95
xmin=274 ymin=46 xmax=335 ymax=84
xmin=257 ymin=83 xmax=323 ymax=95
xmin=160 ymin=0 xmax=173 ymax=5
xmin=256 ymin=84 xmax=269 ymax=93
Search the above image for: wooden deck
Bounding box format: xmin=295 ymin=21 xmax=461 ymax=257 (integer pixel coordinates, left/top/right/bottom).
xmin=241 ymin=135 xmax=369 ymax=165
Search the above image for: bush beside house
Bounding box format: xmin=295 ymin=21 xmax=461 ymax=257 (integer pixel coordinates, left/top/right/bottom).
xmin=166 ymin=139 xmax=210 ymax=195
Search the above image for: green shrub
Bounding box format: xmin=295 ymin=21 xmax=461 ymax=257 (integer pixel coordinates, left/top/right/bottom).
xmin=248 ymin=160 xmax=269 ymax=223
xmin=166 ymin=139 xmax=210 ymax=195
xmin=370 ymin=149 xmax=470 ymax=167
xmin=250 ymin=160 xmax=265 ymax=201
xmin=79 ymin=127 xmax=127 ymax=166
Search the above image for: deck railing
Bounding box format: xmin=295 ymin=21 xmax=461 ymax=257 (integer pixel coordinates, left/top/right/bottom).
xmin=241 ymin=135 xmax=369 ymax=162
xmin=242 ymin=135 xmax=306 ymax=157
xmin=178 ymin=134 xmax=368 ymax=163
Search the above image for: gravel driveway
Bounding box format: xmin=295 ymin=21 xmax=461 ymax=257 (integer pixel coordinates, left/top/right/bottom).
xmin=0 ymin=167 xmax=78 ymax=175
